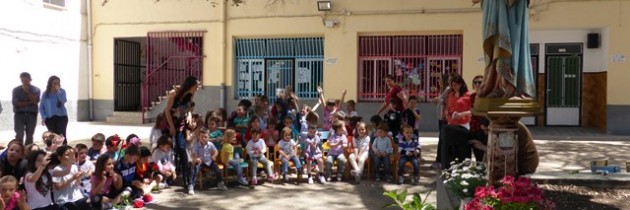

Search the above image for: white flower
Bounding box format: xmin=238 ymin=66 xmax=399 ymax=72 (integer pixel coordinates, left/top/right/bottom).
xmin=463 ymin=189 xmax=468 ymax=193
xmin=460 ymin=180 xmax=469 ymax=186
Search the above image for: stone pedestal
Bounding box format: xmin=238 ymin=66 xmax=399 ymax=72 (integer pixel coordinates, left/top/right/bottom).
xmin=473 ymin=97 xmax=541 ymax=185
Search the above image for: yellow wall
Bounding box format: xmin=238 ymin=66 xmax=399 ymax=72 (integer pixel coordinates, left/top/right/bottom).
xmin=91 ymin=0 xmax=630 ymax=104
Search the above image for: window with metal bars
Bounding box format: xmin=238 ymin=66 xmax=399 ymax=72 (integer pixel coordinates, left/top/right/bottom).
xmin=358 ymin=35 xmax=463 ymax=102
xmin=234 ymin=38 xmax=324 ymax=102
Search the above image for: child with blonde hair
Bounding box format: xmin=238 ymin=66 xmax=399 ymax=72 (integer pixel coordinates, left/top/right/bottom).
xmin=300 ymin=124 xmax=326 ymax=184
xmin=0 ymin=176 xmax=28 ymax=210
xmin=246 ymin=128 xmax=276 ymax=185
xmin=325 ymin=120 xmax=348 ymax=182
xmin=221 ymin=129 xmax=248 ymax=185
xmin=349 ymin=122 xmax=370 ymax=184
xmin=278 ymin=127 xmax=302 ymax=182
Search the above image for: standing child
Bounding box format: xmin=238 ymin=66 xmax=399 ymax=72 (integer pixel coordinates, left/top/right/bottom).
xmin=402 ymin=96 xmax=421 ymax=138
xmin=150 ymin=113 xmax=166 ymax=149
xmin=325 ymin=121 xmax=348 ymax=182
xmin=0 ymin=175 xmax=28 ymax=210
xmin=398 ymin=125 xmax=421 ymax=185
xmin=300 ymin=124 xmax=326 ymax=184
xmin=220 ymin=129 xmax=248 ymax=186
xmin=88 ymin=133 xmax=106 ymax=162
xmin=180 ymin=114 xmax=202 ymax=187
xmin=152 ymin=135 xmax=176 ymax=188
xmin=349 ymin=122 xmax=370 ymax=184
xmin=90 ymin=154 xmax=124 ymax=210
xmin=278 ymin=127 xmax=302 ymax=183
xmin=190 ymin=127 xmax=226 ymax=194
xmin=372 ymin=125 xmax=393 ymax=182
xmin=318 ymin=86 xmax=346 ymax=131
xmin=345 ymin=100 xmax=358 ymax=118
xmin=246 ymin=128 xmax=276 ymax=185
xmin=75 ymin=144 xmax=95 ymax=199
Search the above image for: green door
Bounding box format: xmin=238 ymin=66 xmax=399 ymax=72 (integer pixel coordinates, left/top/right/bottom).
xmin=546 ymin=55 xmax=581 ymax=125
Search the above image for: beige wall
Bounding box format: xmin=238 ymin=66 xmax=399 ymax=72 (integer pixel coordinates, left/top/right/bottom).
xmin=91 ymin=0 xmax=630 ymax=104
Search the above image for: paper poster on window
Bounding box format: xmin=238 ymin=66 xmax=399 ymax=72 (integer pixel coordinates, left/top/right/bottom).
xmin=297 ymin=67 xmax=311 ymax=83
xmin=269 ymin=68 xmax=280 ymax=83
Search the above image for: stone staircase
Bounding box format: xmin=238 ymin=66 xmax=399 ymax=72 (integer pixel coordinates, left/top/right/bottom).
xmin=106 ymin=111 xmax=145 ymax=124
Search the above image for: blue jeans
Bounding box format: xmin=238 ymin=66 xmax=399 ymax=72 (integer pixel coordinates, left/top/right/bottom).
xmin=175 ymin=132 xmax=190 ymax=185
xmin=191 ymin=161 xmax=223 ymax=187
xmin=325 ymin=154 xmax=347 ymax=178
xmin=281 ymin=155 xmax=303 ymax=174
xmin=373 ymin=155 xmax=391 ymax=178
xmin=399 ymin=156 xmax=419 ymax=176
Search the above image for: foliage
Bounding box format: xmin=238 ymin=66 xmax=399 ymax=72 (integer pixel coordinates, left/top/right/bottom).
xmin=441 ymin=159 xmax=487 ymax=198
xmin=113 ymin=194 xmax=132 ymax=209
xmin=382 ymin=189 xmax=436 ymax=210
xmin=465 ymin=176 xmax=556 ymax=210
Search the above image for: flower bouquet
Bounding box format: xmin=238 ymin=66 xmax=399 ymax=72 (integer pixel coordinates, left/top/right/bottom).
xmin=441 ymin=159 xmax=488 ymax=199
xmin=465 ymin=176 xmax=555 ymax=210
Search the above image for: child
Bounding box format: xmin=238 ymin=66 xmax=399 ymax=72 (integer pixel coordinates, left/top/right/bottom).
xmin=24 ymin=150 xmax=57 ymax=210
xmin=75 ymin=144 xmax=95 ymax=199
xmin=150 ymin=113 xmax=166 ymax=149
xmin=245 ymin=117 xmax=266 ymax=142
xmin=49 ymin=145 xmax=90 ymax=209
xmin=43 ymin=133 xmax=64 ymax=154
xmin=152 ymin=135 xmax=176 ymax=188
xmin=180 ymin=114 xmax=202 ymax=187
xmin=402 ymin=96 xmax=421 ymax=137
xmin=384 ymin=98 xmax=402 ymax=140
xmin=246 ymin=128 xmax=276 ymax=185
xmin=24 ymin=143 xmax=40 ymax=156
xmin=114 ymin=145 xmax=142 ymax=200
xmin=191 ymin=127 xmax=226 ymax=193
xmin=325 ymin=120 xmax=348 ymax=182
xmin=233 ymin=106 xmax=250 ymax=147
xmin=0 ymin=175 xmax=28 ymax=210
xmin=278 ymin=127 xmax=302 ymax=183
xmin=345 ymin=100 xmax=358 ymax=118
xmin=104 ymin=135 xmax=121 ymax=162
xmin=369 ymin=115 xmax=383 ymax=139
xmin=318 ymin=86 xmax=346 ymax=131
xmin=372 ymin=125 xmax=393 ymax=182
xmin=349 ymin=122 xmax=370 ymax=184
xmin=264 ymin=118 xmax=279 ymax=152
xmin=220 ymin=129 xmax=248 ymax=186
xmin=254 ymin=105 xmax=268 ymax=132
xmin=91 ymin=154 xmax=124 ymax=210
xmin=88 ymin=133 xmax=106 ymax=162
xmin=283 ymin=116 xmax=299 ymax=139
xmin=135 ymin=147 xmax=157 ymax=202
xmin=303 ymin=111 xmax=319 ymax=134
xmin=398 ymin=125 xmax=421 ymax=185
xmin=213 ymin=108 xmax=228 ymax=129
xmin=300 ymin=124 xmax=326 ymax=184
xmin=206 ymin=116 xmax=224 ymax=150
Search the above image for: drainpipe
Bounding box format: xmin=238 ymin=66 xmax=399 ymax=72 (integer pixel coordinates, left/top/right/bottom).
xmin=221 ymin=2 xmax=228 ymax=109
xmin=86 ymin=0 xmax=94 ymax=120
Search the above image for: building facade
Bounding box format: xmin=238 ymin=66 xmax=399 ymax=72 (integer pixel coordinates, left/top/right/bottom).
xmin=89 ymin=0 xmax=630 ymax=134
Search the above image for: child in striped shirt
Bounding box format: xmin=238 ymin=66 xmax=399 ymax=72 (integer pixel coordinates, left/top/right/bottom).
xmin=398 ymin=125 xmax=421 ymax=185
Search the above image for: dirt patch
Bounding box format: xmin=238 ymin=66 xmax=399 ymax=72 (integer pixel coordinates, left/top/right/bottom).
xmin=540 ymin=184 xmax=630 ymax=210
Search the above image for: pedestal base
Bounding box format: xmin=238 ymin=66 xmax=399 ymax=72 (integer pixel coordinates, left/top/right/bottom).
xmin=473 ymin=97 xmax=541 ymax=185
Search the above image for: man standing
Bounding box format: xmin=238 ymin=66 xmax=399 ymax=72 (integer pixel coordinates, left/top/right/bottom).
xmin=12 ymin=72 xmax=40 ymax=145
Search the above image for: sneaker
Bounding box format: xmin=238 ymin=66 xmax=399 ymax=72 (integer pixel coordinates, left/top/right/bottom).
xmin=337 ymin=176 xmax=342 ymax=182
xmin=326 ymin=177 xmax=331 ymax=182
xmin=158 ymin=183 xmax=168 ymax=189
xmin=319 ymin=175 xmax=327 ymax=184
xmin=398 ymin=176 xmax=404 ymax=185
xmin=268 ymin=173 xmax=278 ymax=182
xmin=308 ymin=177 xmax=314 ymax=184
xmin=142 ymin=194 xmax=154 ymax=204
xmin=187 ymin=185 xmax=195 ymax=195
xmin=237 ymin=177 xmax=248 ymax=185
xmin=251 ymin=177 xmax=258 ymax=185
xmin=283 ymin=173 xmax=289 ymax=182
xmin=414 ymin=176 xmax=420 ymax=185
xmin=217 ymin=181 xmax=227 ymax=190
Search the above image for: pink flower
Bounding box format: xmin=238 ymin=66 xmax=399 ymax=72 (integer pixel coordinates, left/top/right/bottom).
xmin=474 ymin=186 xmax=494 ymax=198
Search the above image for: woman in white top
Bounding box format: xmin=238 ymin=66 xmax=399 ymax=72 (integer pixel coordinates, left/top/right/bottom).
xmin=348 ymin=122 xmax=371 ymax=184
xmin=24 ymin=150 xmax=57 ymax=210
xmin=49 ymin=146 xmax=90 ymax=210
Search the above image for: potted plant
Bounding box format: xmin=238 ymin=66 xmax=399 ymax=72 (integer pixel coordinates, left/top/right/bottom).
xmin=464 ymin=176 xmax=555 ymax=210
xmin=382 ymin=189 xmax=436 ymax=210
xmin=441 ymin=159 xmax=487 ymax=209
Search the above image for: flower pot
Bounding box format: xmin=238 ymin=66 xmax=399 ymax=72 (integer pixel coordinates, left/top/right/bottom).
xmin=460 ymin=197 xmax=473 ymax=210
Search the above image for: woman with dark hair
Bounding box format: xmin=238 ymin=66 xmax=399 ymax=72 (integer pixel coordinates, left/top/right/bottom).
xmin=162 ymin=76 xmax=199 ymax=185
xmin=49 ymin=145 xmax=90 ymax=210
xmin=24 ymin=150 xmax=58 ymax=210
xmin=440 ymin=74 xmax=473 ymax=169
xmin=40 ymin=76 xmax=68 ymax=144
xmin=376 ymin=75 xmax=408 ymax=139
xmin=468 ymin=75 xmax=489 ymax=161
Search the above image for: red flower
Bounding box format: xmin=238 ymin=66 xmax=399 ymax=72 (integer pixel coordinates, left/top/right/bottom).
xmin=134 ymin=200 xmax=145 ymax=208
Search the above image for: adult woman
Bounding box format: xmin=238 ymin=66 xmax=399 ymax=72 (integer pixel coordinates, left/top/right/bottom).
xmin=163 ymin=76 xmax=199 ymax=186
xmin=40 ymin=76 xmax=69 ymax=144
xmin=469 ymin=75 xmax=489 ymax=161
xmin=439 ymin=75 xmax=472 ymax=169
xmin=0 ymin=140 xmax=28 ymax=180
xmin=376 ymin=75 xmax=408 ymax=138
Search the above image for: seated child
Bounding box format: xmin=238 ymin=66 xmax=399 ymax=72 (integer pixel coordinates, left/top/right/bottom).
xmin=104 ymin=135 xmax=121 ymax=162
xmin=220 ymin=129 xmax=248 ymax=186
xmin=264 ymin=118 xmax=279 ymax=152
xmin=398 ymin=125 xmax=421 ymax=185
xmin=300 ymin=124 xmax=326 ymax=184
xmin=246 ymin=128 xmax=276 ymax=185
xmin=372 ymin=125 xmax=393 ymax=182
xmin=76 ymin=143 xmax=96 ymax=198
xmin=88 ymin=133 xmax=106 ymax=162
xmin=114 ymin=145 xmax=142 ymax=199
xmin=152 ymin=135 xmax=176 ymax=188
xmin=278 ymin=127 xmax=302 ymax=182
xmin=135 ymin=147 xmax=158 ymax=203
xmin=349 ymin=122 xmax=370 ymax=184
xmin=325 ymin=120 xmax=348 ymax=182
xmin=190 ymin=127 xmax=226 ymax=194
xmin=206 ymin=116 xmax=224 ymax=150
xmin=0 ymin=175 xmax=28 ymax=210
xmin=91 ymin=154 xmax=124 ymax=210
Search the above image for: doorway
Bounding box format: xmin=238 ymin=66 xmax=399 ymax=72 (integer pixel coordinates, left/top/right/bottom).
xmin=545 ymin=43 xmax=582 ymax=126
xmin=113 ymin=39 xmax=143 ymax=111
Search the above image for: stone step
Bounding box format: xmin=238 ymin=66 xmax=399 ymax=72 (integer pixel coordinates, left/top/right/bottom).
xmin=106 ymin=115 xmax=144 ymax=125
xmin=112 ymin=111 xmax=143 ymax=118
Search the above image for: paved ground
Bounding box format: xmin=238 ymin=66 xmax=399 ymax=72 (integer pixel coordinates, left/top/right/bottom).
xmin=1 ymin=122 xmax=629 ymax=210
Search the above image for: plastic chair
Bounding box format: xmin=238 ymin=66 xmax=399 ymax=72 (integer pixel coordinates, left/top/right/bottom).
xmin=221 ymin=146 xmax=249 ymax=184
xmin=274 ymin=144 xmax=302 ymax=182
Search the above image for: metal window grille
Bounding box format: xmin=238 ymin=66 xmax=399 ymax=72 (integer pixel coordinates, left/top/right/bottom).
xmin=358 ymin=35 xmax=463 ymax=102
xmin=235 ymin=37 xmax=324 ymax=101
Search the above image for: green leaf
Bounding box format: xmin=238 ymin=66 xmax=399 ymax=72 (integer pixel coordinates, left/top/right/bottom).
xmin=383 ymin=191 xmax=398 ymax=201
xmin=397 ymin=189 xmax=408 ymax=203
xmin=382 ymin=203 xmax=399 ymax=209
xmin=412 ymin=193 xmax=422 ymax=207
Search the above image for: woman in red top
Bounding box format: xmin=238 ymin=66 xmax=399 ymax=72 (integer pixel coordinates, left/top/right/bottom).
xmin=439 ymin=74 xmax=473 ymax=169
